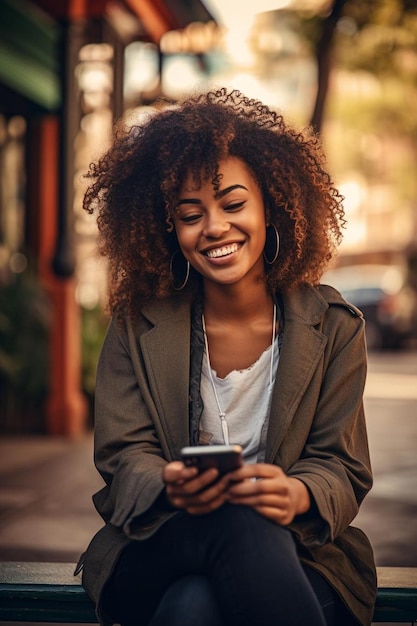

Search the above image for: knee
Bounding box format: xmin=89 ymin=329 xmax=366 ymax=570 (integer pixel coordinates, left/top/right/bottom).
xmin=149 ymin=576 xmax=223 ymax=626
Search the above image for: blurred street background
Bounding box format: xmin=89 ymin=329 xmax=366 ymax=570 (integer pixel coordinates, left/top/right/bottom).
xmin=1 ymin=0 xmax=417 ymax=573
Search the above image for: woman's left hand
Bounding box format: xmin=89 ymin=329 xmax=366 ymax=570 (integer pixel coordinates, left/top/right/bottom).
xmin=226 ymin=463 xmax=311 ymax=526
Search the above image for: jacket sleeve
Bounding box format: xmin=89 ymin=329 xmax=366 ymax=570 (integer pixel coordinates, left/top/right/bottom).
xmin=92 ymin=318 xmax=176 ymax=540
xmin=287 ymin=302 xmax=372 ymax=548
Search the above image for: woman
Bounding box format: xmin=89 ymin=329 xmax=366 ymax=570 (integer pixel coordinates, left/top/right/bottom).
xmin=79 ymin=88 xmax=376 ymax=626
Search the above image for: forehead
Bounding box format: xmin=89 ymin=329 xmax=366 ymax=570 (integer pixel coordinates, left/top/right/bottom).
xmin=180 ymin=157 xmax=256 ymax=193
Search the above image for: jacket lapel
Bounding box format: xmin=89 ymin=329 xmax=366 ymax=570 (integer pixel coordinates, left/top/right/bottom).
xmin=138 ymin=297 xmax=192 ymax=457
xmin=265 ymin=286 xmax=328 ymax=462
xmin=135 ymin=286 xmax=330 ymax=461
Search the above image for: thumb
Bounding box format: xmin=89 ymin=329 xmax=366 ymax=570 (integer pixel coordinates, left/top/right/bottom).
xmin=163 ymin=461 xmax=186 ymax=484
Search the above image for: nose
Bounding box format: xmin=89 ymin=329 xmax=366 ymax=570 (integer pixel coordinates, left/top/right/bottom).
xmin=203 ymin=208 xmax=231 ymax=239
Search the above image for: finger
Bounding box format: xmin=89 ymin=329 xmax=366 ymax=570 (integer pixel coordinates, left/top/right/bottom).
xmin=227 ymin=477 xmax=289 ymax=498
xmin=167 ymin=469 xmax=230 ymax=510
xmin=163 ymin=461 xmax=198 ymax=485
xmin=254 ymin=505 xmax=295 ymax=526
xmin=226 ymin=499 xmax=289 ymax=525
xmin=186 ymin=492 xmax=229 ymax=515
xmin=170 ymin=481 xmax=228 ymax=511
xmin=169 ymin=467 xmax=221 ymax=495
xmin=228 ymin=463 xmax=284 ymax=482
xmin=228 ymin=493 xmax=290 ymax=509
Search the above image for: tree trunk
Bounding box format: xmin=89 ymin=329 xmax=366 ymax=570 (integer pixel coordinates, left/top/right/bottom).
xmin=310 ymin=0 xmax=347 ymax=133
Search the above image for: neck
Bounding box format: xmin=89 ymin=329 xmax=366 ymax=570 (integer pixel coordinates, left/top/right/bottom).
xmin=203 ymin=279 xmax=274 ymax=323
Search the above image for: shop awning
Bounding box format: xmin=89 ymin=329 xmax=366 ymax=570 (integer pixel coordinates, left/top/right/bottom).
xmin=0 ymin=0 xmax=60 ymax=111
xmin=0 ymin=0 xmax=215 ymax=112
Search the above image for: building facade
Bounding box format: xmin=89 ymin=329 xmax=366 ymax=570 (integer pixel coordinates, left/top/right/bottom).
xmin=0 ymin=0 xmax=214 ymax=436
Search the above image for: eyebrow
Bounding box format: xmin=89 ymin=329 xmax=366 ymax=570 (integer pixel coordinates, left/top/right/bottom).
xmin=177 ymin=184 xmax=248 ymax=206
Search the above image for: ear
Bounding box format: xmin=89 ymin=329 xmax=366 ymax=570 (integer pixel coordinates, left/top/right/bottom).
xmin=264 ymin=205 xmax=271 ymax=226
xmin=166 ymin=215 xmax=175 ymax=233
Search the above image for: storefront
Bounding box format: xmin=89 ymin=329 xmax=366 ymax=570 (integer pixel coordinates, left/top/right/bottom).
xmin=0 ymin=0 xmax=214 ymax=436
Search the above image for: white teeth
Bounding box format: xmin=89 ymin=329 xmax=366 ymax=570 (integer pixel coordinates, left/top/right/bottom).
xmin=206 ymin=243 xmax=239 ymax=258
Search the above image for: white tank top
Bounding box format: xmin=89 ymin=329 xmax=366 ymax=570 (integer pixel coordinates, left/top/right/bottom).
xmin=199 ymin=336 xmax=279 ymax=464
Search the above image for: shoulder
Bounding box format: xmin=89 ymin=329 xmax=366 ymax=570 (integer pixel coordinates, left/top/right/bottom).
xmin=281 ymin=283 xmax=363 ymax=324
xmin=104 ymin=295 xmax=192 ymax=347
xmin=137 ymin=294 xmax=192 ymax=325
xmin=281 ymin=284 xmax=365 ymax=352
xmin=316 ymin=284 xmax=365 ymax=346
xmin=317 ymin=283 xmax=363 ymax=319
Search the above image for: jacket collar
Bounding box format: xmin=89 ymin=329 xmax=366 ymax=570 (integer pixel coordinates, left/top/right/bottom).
xmin=140 ymin=294 xmax=193 ymax=325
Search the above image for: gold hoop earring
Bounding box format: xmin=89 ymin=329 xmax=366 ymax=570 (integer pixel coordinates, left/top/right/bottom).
xmin=263 ymin=223 xmax=280 ymax=265
xmin=170 ymin=250 xmax=190 ymax=290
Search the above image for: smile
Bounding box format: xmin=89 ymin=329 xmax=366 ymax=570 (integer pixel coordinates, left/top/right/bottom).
xmin=205 ymin=243 xmax=240 ymax=259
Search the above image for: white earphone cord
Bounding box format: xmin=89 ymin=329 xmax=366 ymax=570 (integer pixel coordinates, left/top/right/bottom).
xmin=202 ymin=303 xmax=276 ymax=446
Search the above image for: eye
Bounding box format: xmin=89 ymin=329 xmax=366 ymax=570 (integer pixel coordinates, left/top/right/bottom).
xmin=180 ymin=213 xmax=202 ymax=224
xmin=224 ymin=201 xmax=245 ymax=212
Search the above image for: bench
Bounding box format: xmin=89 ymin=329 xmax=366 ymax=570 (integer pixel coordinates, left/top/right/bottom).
xmin=0 ymin=563 xmax=96 ymax=623
xmin=0 ymin=562 xmax=416 ymax=624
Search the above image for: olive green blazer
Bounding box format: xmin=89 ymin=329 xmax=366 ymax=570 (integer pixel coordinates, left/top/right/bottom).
xmin=82 ymin=284 xmax=377 ymax=625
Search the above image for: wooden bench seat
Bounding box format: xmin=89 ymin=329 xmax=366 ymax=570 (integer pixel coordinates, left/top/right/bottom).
xmin=0 ymin=562 xmax=416 ymax=624
xmin=375 ymin=567 xmax=417 ymax=624
xmin=0 ymin=563 xmax=96 ymax=623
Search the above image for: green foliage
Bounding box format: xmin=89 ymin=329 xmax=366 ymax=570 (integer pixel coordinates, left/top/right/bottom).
xmin=81 ymin=304 xmax=108 ymax=421
xmin=0 ymin=262 xmax=109 ymax=431
xmin=329 ymin=77 xmax=417 ymax=138
xmin=0 ymin=262 xmax=50 ymax=433
xmin=317 ymin=0 xmax=417 ymax=216
xmin=326 ymin=78 xmax=417 ymax=202
xmin=335 ymin=0 xmax=417 ymax=82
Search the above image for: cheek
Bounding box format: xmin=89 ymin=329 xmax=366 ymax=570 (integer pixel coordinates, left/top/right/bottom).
xmin=174 ymin=226 xmax=194 ymax=257
xmin=248 ymin=216 xmax=267 ymax=248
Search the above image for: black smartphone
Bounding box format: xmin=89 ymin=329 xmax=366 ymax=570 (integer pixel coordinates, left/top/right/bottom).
xmin=180 ymin=444 xmax=243 ymax=476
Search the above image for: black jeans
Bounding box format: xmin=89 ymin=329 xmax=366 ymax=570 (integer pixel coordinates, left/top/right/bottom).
xmin=105 ymin=504 xmax=354 ymax=626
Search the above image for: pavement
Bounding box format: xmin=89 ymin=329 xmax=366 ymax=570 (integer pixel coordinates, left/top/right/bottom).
xmin=0 ymin=434 xmax=103 ymax=563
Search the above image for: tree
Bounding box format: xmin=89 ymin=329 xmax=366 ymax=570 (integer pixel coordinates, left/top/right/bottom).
xmin=310 ymin=0 xmax=347 ymax=133
xmin=309 ymin=0 xmax=417 ymax=132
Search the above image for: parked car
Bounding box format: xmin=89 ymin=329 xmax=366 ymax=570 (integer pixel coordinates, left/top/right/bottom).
xmin=322 ymin=264 xmax=417 ymax=350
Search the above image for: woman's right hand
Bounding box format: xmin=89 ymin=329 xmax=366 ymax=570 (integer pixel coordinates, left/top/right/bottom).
xmin=163 ymin=461 xmax=230 ymax=515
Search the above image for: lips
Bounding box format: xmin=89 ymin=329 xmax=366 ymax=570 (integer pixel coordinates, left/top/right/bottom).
xmin=204 ymin=243 xmax=240 ymax=259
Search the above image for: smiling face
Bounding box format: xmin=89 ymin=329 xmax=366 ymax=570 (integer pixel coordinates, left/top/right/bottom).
xmin=173 ymin=157 xmax=267 ymax=289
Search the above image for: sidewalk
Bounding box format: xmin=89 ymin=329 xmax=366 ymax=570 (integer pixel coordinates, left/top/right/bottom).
xmin=0 ymin=434 xmax=103 ymax=562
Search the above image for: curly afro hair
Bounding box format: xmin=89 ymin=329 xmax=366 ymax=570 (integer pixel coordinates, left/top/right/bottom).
xmin=83 ymin=87 xmax=345 ymax=318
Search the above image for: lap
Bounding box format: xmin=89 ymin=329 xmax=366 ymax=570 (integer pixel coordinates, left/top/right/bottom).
xmin=104 ymin=505 xmax=352 ymax=626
